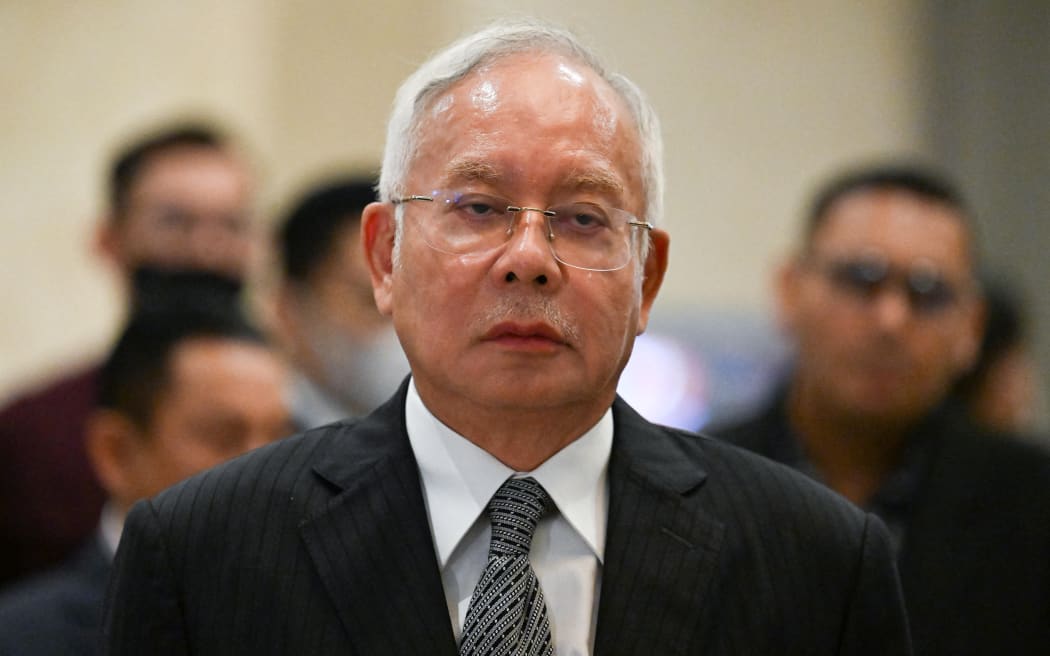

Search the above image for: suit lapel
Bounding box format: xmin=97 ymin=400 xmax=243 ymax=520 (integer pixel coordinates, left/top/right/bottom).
xmin=594 ymin=399 xmax=726 ymax=656
xmin=298 ymin=385 xmax=458 ymax=655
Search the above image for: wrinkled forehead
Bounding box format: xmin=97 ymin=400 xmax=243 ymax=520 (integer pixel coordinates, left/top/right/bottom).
xmin=410 ymin=51 xmax=644 ymax=200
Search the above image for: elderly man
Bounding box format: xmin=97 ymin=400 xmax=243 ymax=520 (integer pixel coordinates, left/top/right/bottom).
xmin=714 ymin=165 xmax=1050 ymax=655
xmin=105 ymin=21 xmax=910 ymax=655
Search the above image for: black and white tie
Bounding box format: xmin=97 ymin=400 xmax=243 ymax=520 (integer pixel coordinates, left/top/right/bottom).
xmin=459 ymin=476 xmax=555 ymax=656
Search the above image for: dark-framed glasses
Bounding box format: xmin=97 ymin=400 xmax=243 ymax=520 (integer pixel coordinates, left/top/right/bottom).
xmin=391 ymin=189 xmax=652 ymax=272
xmin=807 ymin=252 xmax=971 ymax=316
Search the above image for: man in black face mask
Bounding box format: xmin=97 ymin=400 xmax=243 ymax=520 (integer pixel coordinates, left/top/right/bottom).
xmin=0 ymin=122 xmax=258 ymax=589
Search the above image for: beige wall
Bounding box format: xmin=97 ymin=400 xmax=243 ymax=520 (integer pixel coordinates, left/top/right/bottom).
xmin=0 ymin=1 xmax=925 ymax=398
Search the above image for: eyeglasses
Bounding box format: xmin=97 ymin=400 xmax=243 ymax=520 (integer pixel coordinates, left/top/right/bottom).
xmin=806 ymin=253 xmax=971 ymax=316
xmin=391 ymin=189 xmax=652 ymax=272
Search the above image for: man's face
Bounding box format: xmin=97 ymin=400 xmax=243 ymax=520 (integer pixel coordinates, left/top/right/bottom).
xmin=282 ymin=219 xmax=408 ymax=411
xmin=779 ymin=188 xmax=983 ymax=426
xmin=366 ymin=52 xmax=668 ymax=420
xmin=126 ymin=338 xmax=290 ymax=500
xmin=307 ymin=219 xmax=385 ymax=340
xmin=105 ymin=145 xmax=255 ymax=281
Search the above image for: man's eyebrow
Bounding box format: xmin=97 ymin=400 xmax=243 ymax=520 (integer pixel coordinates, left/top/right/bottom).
xmin=446 ymin=159 xmax=501 ymax=185
xmin=444 ymin=160 xmax=625 ymax=198
xmin=563 ymin=170 xmax=624 ymax=197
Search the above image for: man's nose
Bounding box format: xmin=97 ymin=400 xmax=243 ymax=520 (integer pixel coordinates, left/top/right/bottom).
xmin=494 ymin=209 xmax=561 ymax=286
xmin=188 ymin=218 xmax=239 ymax=270
xmin=870 ymin=284 xmax=912 ymax=332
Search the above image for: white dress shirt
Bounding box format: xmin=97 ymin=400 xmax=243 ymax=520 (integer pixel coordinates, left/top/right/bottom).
xmin=99 ymin=501 xmax=124 ymax=559
xmin=406 ymin=380 xmax=612 ymax=656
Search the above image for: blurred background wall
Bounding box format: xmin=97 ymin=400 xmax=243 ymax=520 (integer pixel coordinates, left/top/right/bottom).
xmin=2 ymin=1 xmax=1047 ymax=418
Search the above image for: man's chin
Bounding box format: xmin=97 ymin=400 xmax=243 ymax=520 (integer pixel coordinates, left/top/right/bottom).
xmin=845 ymin=394 xmax=930 ymax=430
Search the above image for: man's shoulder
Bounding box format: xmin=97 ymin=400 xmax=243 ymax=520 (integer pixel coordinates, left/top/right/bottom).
xmin=704 ymin=401 xmax=782 ymax=454
xmin=931 ymin=422 xmax=1050 ymax=502
xmin=141 ymin=405 xmax=408 ymax=534
xmin=618 ymin=409 xmax=872 ymax=539
xmin=0 ymin=363 xmax=101 ymax=429
xmin=0 ymin=540 xmax=108 ymax=649
xmin=698 ymin=425 xmax=867 ymax=522
xmin=153 ymin=419 xmax=358 ymax=508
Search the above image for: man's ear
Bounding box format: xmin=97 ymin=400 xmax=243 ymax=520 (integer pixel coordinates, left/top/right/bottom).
xmin=93 ymin=215 xmax=123 ymax=266
xmin=361 ymin=201 xmax=397 ymax=316
xmin=774 ymin=255 xmax=803 ymax=335
xmin=85 ymin=409 xmax=146 ymax=511
xmin=635 ymin=228 xmax=669 ymax=334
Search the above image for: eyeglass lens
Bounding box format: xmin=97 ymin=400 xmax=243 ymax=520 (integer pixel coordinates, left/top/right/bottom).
xmin=411 ymin=190 xmax=640 ymax=271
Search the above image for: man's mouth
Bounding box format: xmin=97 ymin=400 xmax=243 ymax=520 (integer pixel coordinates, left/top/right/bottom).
xmin=481 ymin=322 xmax=568 ymax=351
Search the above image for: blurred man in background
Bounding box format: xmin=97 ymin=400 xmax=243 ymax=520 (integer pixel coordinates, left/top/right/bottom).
xmin=274 ymin=175 xmax=408 ymax=430
xmin=0 ymin=122 xmax=258 ymax=588
xmin=714 ymin=164 xmax=1050 ymax=655
xmin=0 ymin=305 xmax=289 ymax=655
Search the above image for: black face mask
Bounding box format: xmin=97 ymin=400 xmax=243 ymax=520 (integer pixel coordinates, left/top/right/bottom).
xmin=130 ymin=266 xmax=244 ymax=317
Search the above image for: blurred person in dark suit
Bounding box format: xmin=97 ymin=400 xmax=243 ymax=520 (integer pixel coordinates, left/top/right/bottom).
xmin=0 ymin=122 xmax=258 ymax=588
xmin=0 ymin=305 xmax=289 ymax=655
xmin=104 ymin=20 xmax=910 ymax=654
xmin=714 ymin=164 xmax=1050 ymax=655
xmin=274 ymin=175 xmax=408 ymax=430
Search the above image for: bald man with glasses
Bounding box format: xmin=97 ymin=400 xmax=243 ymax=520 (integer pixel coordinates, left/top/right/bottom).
xmin=715 ymin=164 xmax=1050 ymax=656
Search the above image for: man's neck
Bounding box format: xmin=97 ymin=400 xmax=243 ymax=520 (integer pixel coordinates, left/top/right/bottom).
xmin=413 ymin=380 xmax=614 ymax=471
xmin=786 ymin=380 xmax=913 ymax=505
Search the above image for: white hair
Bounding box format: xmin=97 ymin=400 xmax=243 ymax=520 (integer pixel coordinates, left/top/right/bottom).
xmin=378 ymin=18 xmax=665 ymax=238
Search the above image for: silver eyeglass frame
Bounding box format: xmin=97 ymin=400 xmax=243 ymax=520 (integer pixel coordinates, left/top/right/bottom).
xmin=391 ymin=193 xmax=653 ymax=272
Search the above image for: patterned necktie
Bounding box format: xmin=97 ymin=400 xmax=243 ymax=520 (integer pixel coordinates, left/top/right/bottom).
xmin=459 ymin=476 xmax=555 ymax=656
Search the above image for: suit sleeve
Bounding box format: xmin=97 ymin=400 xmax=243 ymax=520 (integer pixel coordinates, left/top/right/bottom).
xmin=102 ymin=498 xmax=190 ymax=655
xmin=837 ymin=513 xmax=913 ymax=656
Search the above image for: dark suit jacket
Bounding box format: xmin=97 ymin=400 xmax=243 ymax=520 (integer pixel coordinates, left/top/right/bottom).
xmin=0 ymin=536 xmax=109 ymax=656
xmin=0 ymin=364 xmax=106 ymax=588
xmin=715 ymin=397 xmax=1050 ymax=655
xmin=104 ymin=384 xmax=911 ymax=654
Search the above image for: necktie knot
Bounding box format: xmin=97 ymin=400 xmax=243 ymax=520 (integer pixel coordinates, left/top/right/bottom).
xmin=487 ymin=477 xmax=550 ymax=557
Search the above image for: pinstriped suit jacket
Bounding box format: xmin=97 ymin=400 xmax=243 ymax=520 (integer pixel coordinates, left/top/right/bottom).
xmin=103 ymin=382 xmax=911 ymax=654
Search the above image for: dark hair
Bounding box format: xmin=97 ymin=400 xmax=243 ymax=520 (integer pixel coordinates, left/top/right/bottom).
xmin=109 ymin=123 xmax=227 ymax=218
xmin=97 ymin=304 xmax=264 ymax=431
xmin=277 ymin=176 xmax=377 ymax=282
xmin=804 ymin=164 xmax=973 ymax=245
xmin=954 ymin=274 xmax=1027 ymax=401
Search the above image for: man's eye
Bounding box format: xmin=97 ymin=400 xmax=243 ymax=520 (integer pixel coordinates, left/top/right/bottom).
xmin=463 ymin=203 xmax=497 ymax=216
xmin=558 ymin=204 xmax=610 ymax=232
xmin=911 ymin=281 xmax=956 ymax=312
xmin=450 ymin=195 xmax=503 ymax=220
xmin=222 ymin=214 xmax=249 ymax=235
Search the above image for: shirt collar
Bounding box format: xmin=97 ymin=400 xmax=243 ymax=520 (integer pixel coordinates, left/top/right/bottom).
xmin=99 ymin=501 xmax=124 ymax=560
xmin=405 ymin=379 xmax=612 ymax=569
